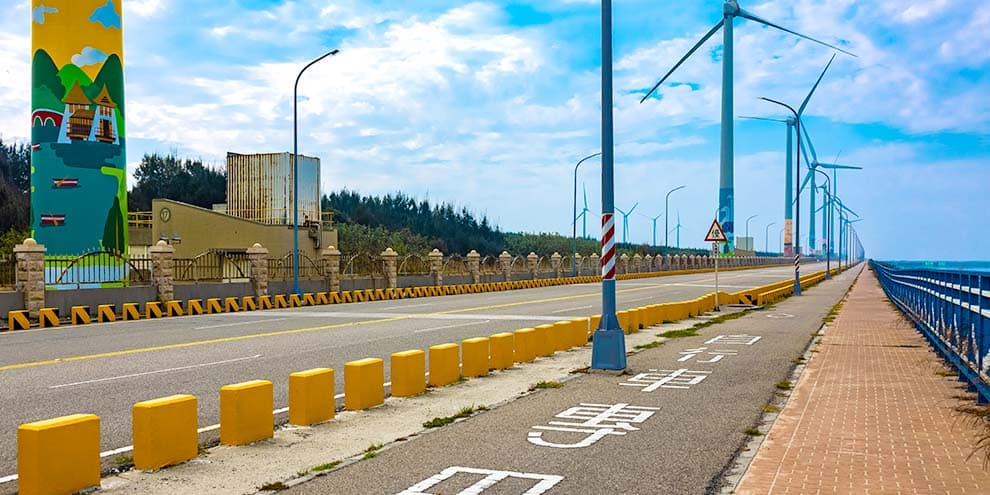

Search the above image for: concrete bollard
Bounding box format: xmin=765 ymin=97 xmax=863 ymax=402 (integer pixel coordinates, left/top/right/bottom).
xmin=390 ymin=350 xmax=426 ymax=397
xmin=551 ymin=322 xmax=572 ymax=352
xmin=533 ymin=324 xmax=555 ymax=357
xmin=133 ymin=394 xmax=198 ymax=470
xmin=514 ymin=328 xmax=537 ymax=363
xmin=489 ymin=333 xmax=514 ymax=370
xmin=220 ymin=380 xmax=273 ymax=446
xmin=461 ymin=338 xmax=490 ymax=378
xmin=18 ymin=414 xmax=100 ymax=495
xmin=590 ymin=314 xmax=602 ymax=331
xmin=344 ymin=358 xmax=384 ymax=410
xmin=616 ymin=311 xmax=630 ymax=334
xmin=206 ymin=298 xmax=223 ymax=314
xmin=122 ymin=303 xmax=140 ymax=321
xmin=429 ymin=344 xmax=460 ymax=386
xmin=289 ymin=368 xmax=335 ymax=426
xmin=571 ymin=318 xmax=590 ymax=347
xmin=98 ymin=304 xmax=116 ymax=322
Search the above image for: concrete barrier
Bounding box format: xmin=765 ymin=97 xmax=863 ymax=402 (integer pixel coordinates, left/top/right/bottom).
xmin=550 ymin=322 xmax=571 ymax=352
xmin=220 ymin=380 xmax=273 ymax=446
xmin=429 ymin=343 xmax=460 ymax=386
xmin=289 ymin=368 xmax=334 ymax=426
xmin=590 ymin=314 xmax=602 ymax=332
xmin=273 ymin=295 xmax=288 ymax=309
xmin=71 ymin=305 xmax=91 ymax=325
xmin=303 ymin=293 xmax=317 ymax=306
xmin=514 ymin=328 xmax=536 ymax=363
xmin=18 ymin=414 xmax=100 ymax=495
xmin=243 ymin=295 xmax=258 ymax=311
xmin=344 ymin=358 xmax=384 ymax=410
xmin=38 ymin=308 xmax=58 ymax=328
xmin=188 ymin=299 xmax=204 ymax=315
xmin=122 ymin=303 xmax=140 ymax=321
xmin=258 ymin=295 xmax=273 ymax=310
xmin=224 ymin=297 xmax=241 ymax=312
xmin=165 ymin=300 xmax=184 ymax=317
xmin=489 ymin=333 xmax=514 ymax=370
xmin=571 ymin=318 xmax=589 ymax=347
xmin=97 ymin=304 xmax=116 ymax=323
xmin=133 ymin=394 xmax=198 ymax=470
xmin=461 ymin=338 xmax=489 ymax=378
xmin=145 ymin=301 xmax=163 ymax=319
xmin=289 ymin=294 xmax=303 ymax=307
xmin=390 ymin=350 xmax=426 ymax=397
xmin=533 ymin=324 xmax=555 ymax=357
xmin=206 ymin=298 xmax=223 ymax=314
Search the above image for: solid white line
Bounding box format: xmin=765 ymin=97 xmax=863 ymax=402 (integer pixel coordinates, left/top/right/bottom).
xmin=414 ymin=320 xmax=492 ymax=334
xmin=550 ymin=305 xmax=593 ymax=314
xmin=0 ymin=475 xmax=16 ymax=484
xmin=100 ymin=446 xmax=133 ymax=458
xmin=380 ymin=303 xmax=433 ymax=310
xmin=195 ymin=318 xmax=289 ymax=330
xmin=48 ymin=355 xmax=262 ymax=389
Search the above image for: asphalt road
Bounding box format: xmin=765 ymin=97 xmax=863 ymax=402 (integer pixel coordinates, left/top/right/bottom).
xmin=286 ymin=264 xmax=857 ymax=495
xmin=0 ymin=263 xmax=824 ymax=482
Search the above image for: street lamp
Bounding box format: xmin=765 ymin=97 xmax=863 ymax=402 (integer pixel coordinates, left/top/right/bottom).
xmin=744 ymin=214 xmax=758 ymax=251
xmin=778 ymin=227 xmax=784 ymax=255
xmin=573 ymin=152 xmax=602 ymax=276
xmin=764 ymin=222 xmax=775 ymax=254
xmin=814 ymin=168 xmax=832 ymax=279
xmin=293 ymin=48 xmax=340 ymax=295
xmin=665 ymin=185 xmax=686 ymax=249
xmin=760 ymin=97 xmax=801 ymax=295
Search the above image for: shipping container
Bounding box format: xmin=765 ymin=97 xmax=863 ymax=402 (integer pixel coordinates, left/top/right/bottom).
xmin=225 ymin=152 xmax=321 ymax=226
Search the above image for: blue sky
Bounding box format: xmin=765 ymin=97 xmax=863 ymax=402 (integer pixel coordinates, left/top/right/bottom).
xmin=1 ymin=0 xmax=988 ymax=260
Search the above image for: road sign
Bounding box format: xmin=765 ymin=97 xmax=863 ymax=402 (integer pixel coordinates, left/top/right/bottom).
xmin=705 ymin=219 xmax=727 ymax=242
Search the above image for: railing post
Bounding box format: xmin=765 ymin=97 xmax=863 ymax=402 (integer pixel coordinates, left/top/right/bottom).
xmin=246 ymin=243 xmax=269 ymax=298
xmin=550 ymin=252 xmax=563 ymax=279
xmin=149 ymin=240 xmax=175 ymax=303
xmin=429 ymin=249 xmax=444 ymax=286
xmin=466 ymin=250 xmax=481 ymax=284
xmin=527 ymin=252 xmax=539 ymax=280
xmin=381 ymin=248 xmax=398 ymax=289
xmin=499 ymin=251 xmax=513 ymax=281
xmin=589 ymin=253 xmax=600 ymax=276
xmin=619 ymin=253 xmax=629 ymax=275
xmin=574 ymin=253 xmax=583 ymax=276
xmin=14 ymin=238 xmax=46 ymax=319
xmin=322 ymin=246 xmax=341 ymax=293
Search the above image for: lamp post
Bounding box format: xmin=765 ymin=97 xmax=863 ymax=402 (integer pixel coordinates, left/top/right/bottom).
xmin=665 ymin=185 xmax=686 ymax=249
xmin=760 ymin=97 xmax=801 ymax=295
xmin=814 ymin=168 xmax=831 ymax=279
xmin=764 ymin=222 xmax=775 ymax=254
xmin=778 ymin=227 xmax=784 ymax=255
xmin=573 ymin=152 xmax=602 ymax=276
xmin=293 ymin=48 xmax=340 ymax=295
xmin=744 ymin=214 xmax=757 ymax=251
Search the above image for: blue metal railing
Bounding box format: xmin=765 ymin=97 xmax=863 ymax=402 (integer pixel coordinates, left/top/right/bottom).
xmin=872 ymin=261 xmax=990 ymax=403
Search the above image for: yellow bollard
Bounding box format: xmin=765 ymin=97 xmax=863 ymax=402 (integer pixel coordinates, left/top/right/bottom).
xmin=165 ymin=300 xmax=184 ymax=317
xmin=18 ymin=414 xmax=100 ymax=495
xmin=489 ymin=333 xmax=514 ymax=370
xmin=145 ymin=301 xmax=163 ymax=319
xmin=187 ymin=299 xmax=204 ymax=315
xmin=344 ymin=358 xmax=384 ymax=410
xmin=461 ymin=338 xmax=490 ymax=378
xmin=289 ymin=368 xmax=334 ymax=426
xmin=390 ymin=350 xmax=425 ymax=397
xmin=97 ymin=304 xmax=116 ymax=323
xmin=219 ymin=380 xmax=273 ymax=446
xmin=122 ymin=303 xmax=140 ymax=321
xmin=571 ymin=318 xmax=590 ymax=347
xmin=224 ymin=297 xmax=241 ymax=313
xmin=590 ymin=314 xmax=602 ymax=331
xmin=38 ymin=308 xmax=59 ymax=328
xmin=514 ymin=328 xmax=536 ymax=363
xmin=71 ymin=306 xmax=91 ymax=325
xmin=206 ymin=298 xmax=223 ymax=314
xmin=533 ymin=324 xmax=555 ymax=357
xmin=429 ymin=343 xmax=460 ymax=386
xmin=133 ymin=394 xmax=198 ymax=470
xmin=551 ymin=322 xmax=572 ymax=352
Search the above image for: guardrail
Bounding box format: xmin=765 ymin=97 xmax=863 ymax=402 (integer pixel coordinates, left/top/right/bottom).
xmin=872 ymin=261 xmax=990 ymax=403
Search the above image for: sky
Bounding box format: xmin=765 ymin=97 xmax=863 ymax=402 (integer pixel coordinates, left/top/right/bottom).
xmin=2 ymin=0 xmax=988 ymax=261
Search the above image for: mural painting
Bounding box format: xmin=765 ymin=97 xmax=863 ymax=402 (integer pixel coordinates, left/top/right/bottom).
xmin=31 ymin=0 xmax=127 ymax=260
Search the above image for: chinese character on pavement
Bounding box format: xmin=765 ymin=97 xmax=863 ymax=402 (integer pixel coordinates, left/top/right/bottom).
xmin=620 ymin=369 xmax=711 ymax=392
xmin=527 ymin=403 xmax=660 ymax=449
xmin=678 ymin=347 xmax=739 ymax=363
xmin=704 ymin=334 xmax=762 ymax=345
xmin=399 ymin=466 xmax=563 ymax=495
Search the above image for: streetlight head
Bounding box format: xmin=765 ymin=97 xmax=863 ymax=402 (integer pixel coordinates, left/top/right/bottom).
xmin=330 ymin=49 xmax=340 ymax=55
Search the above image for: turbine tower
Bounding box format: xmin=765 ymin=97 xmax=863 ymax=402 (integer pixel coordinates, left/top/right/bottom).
xmin=615 ymin=203 xmax=639 ymax=244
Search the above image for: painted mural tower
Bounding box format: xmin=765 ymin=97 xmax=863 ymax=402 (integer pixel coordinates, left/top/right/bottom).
xmin=31 ymin=0 xmax=127 ymax=256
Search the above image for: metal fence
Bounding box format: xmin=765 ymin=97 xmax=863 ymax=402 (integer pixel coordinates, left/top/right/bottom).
xmin=872 ymin=261 xmax=990 ymax=402
xmin=269 ymin=253 xmax=325 ymax=281
xmin=45 ymin=251 xmax=153 ymax=289
xmin=175 ymin=250 xmax=249 ymax=283
xmin=0 ymin=257 xmax=14 ymax=289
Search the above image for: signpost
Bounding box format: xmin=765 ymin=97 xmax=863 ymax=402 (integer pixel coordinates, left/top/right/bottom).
xmin=705 ymin=219 xmax=727 ymax=312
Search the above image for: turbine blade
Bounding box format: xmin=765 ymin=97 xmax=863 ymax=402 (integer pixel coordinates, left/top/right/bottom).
xmin=583 ymin=184 xmax=588 ymax=209
xmin=799 ymin=170 xmax=813 ymax=193
xmin=739 ymin=116 xmax=790 ymax=123
xmin=799 ymin=54 xmax=836 ymax=115
xmin=799 ymin=121 xmax=819 ymax=163
xmin=630 ymin=202 xmax=639 ymax=214
xmin=798 ymin=132 xmax=814 ymax=166
xmin=640 ymin=20 xmax=725 ymax=104
xmin=736 ymin=9 xmax=857 ymax=58
xmin=818 ymin=163 xmax=862 ymax=170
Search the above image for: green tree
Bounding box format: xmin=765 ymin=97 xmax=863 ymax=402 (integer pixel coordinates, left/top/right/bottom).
xmin=102 ymin=196 xmax=126 ymax=254
xmin=128 ymin=153 xmax=225 ymax=211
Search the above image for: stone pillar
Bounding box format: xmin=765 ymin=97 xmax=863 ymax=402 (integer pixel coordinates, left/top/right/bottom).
xmin=246 ymin=243 xmax=269 ymax=298
xmin=429 ymin=249 xmax=444 ymax=286
xmin=499 ymin=251 xmax=513 ymax=281
xmin=382 ymin=248 xmax=398 ymax=289
xmin=550 ymin=252 xmax=563 ymax=279
xmin=619 ymin=254 xmax=629 ymax=274
xmin=526 ymin=252 xmax=539 ymax=280
xmin=149 ymin=240 xmax=175 ymax=303
xmin=322 ymin=246 xmax=342 ymax=293
xmin=664 ymin=254 xmax=672 ymax=271
xmin=632 ymin=254 xmax=643 ymax=273
xmin=590 ymin=253 xmax=600 ymax=276
xmin=574 ymin=253 xmax=583 ymax=276
xmin=466 ymin=250 xmax=481 ymax=284
xmin=644 ymin=254 xmax=653 ymax=272
xmin=14 ymin=239 xmax=46 ymax=318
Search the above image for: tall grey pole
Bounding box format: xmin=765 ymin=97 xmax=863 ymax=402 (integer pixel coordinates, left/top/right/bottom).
xmin=293 ymin=48 xmax=339 ymax=295
xmin=573 ymin=152 xmax=602 ymax=276
xmin=761 ymin=97 xmax=801 ymax=295
xmin=665 ymin=185 xmax=686 ymax=249
xmin=815 ymin=168 xmax=831 ymax=279
xmin=765 ymin=222 xmax=775 ymax=254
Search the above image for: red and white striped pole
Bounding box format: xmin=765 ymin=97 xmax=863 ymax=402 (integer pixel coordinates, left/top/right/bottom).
xmin=601 ymin=213 xmax=616 ymax=280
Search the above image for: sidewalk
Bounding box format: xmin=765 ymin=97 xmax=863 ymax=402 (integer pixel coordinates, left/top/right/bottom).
xmin=737 ymin=267 xmax=990 ymax=494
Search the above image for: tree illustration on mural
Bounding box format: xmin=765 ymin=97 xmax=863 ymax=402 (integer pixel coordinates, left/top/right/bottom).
xmin=102 ymin=196 xmax=125 ymax=254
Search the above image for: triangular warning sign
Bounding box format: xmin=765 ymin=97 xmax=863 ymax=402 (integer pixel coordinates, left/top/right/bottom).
xmin=705 ymin=219 xmax=727 ymax=242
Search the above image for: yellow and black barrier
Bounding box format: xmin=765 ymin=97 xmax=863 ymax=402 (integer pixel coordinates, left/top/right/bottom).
xmin=39 ymin=308 xmax=59 ymax=328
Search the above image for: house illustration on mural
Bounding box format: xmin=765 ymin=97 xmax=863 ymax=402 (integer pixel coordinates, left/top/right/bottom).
xmin=59 ymin=81 xmax=119 ymax=145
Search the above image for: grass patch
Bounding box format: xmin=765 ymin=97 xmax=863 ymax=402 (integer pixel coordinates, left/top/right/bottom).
xmin=791 ymin=357 xmax=806 ymax=365
xmin=311 ymin=461 xmax=341 ymax=473
xmin=633 ymin=341 xmax=664 ymax=350
xmin=112 ymin=455 xmax=133 ymax=467
xmin=776 ymin=381 xmax=793 ymax=391
xmin=258 ymin=482 xmax=289 ymax=491
xmin=658 ymin=328 xmax=699 ymax=339
xmin=362 ymin=443 xmax=383 ymax=460
xmin=744 ymin=428 xmax=763 ymax=436
xmin=422 ymin=405 xmax=488 ymax=428
xmin=937 ymin=370 xmax=959 ymax=377
xmin=762 ymin=405 xmax=780 ymax=413
xmin=197 ymin=444 xmax=209 ymax=456
xmin=530 ymin=381 xmax=562 ymax=390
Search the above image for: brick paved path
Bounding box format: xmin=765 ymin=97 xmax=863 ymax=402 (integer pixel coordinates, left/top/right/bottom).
xmin=737 ymin=267 xmax=990 ymax=494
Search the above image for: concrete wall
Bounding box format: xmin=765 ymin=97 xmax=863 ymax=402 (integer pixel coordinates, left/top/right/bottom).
xmin=150 ymin=199 xmax=338 ymax=259
xmin=0 ymin=291 xmax=23 ymax=318
xmin=174 ymin=282 xmax=254 ymax=301
xmin=269 ymin=280 xmax=328 ymax=295
xmin=46 ymin=287 xmax=158 ymax=317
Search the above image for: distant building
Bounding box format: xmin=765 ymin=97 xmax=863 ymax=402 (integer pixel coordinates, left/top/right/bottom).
xmin=225 ymin=152 xmax=321 ymax=226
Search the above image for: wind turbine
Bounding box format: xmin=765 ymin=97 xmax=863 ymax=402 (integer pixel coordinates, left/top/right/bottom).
xmin=742 ymin=54 xmax=836 ymax=257
xmin=797 ymin=127 xmax=862 ymax=256
xmin=640 ymin=0 xmax=854 ymax=254
xmin=668 ymin=211 xmax=683 ymax=249
xmin=640 ymin=211 xmax=664 ymax=248
xmin=615 ymin=203 xmax=639 ymax=244
xmin=574 ymin=183 xmax=592 ymax=239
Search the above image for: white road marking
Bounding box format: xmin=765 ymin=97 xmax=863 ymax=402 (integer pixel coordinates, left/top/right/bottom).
xmin=48 ymin=355 xmax=263 ymax=389
xmin=670 ymin=283 xmax=749 ymax=289
xmin=194 ymin=318 xmax=289 ymax=330
xmin=242 ymin=311 xmax=563 ymax=322
xmin=380 ymin=303 xmax=433 ymax=310
xmin=550 ymin=305 xmax=593 ymax=314
xmin=415 ymin=320 xmax=492 ymax=334
xmin=400 ymin=466 xmax=563 ymax=494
